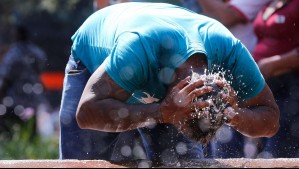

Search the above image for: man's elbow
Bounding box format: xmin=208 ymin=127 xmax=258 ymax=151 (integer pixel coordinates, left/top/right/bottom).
xmin=76 ymin=102 xmax=91 ymax=129
xmin=267 ymin=108 xmax=280 ymax=137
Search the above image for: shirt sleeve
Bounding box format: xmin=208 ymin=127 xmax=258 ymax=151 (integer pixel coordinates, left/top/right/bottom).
xmin=103 ymin=32 xmax=149 ymax=93
xmin=229 ymin=0 xmax=271 ymax=21
xmin=230 ymin=40 xmax=265 ymax=101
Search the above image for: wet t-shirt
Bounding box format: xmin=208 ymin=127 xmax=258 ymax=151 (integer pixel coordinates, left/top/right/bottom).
xmin=71 ymin=2 xmax=264 ymax=102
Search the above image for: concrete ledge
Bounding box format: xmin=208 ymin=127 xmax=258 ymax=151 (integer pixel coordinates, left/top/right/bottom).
xmin=0 ymin=159 xmax=299 ymax=168
xmin=0 ymin=160 xmax=125 ymax=168
xmin=188 ymin=158 xmax=299 ymax=168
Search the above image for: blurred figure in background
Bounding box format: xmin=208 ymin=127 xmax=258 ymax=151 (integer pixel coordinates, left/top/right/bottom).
xmin=93 ymin=0 xmax=129 ymax=10
xmin=94 ymin=0 xmax=182 ymax=11
xmin=131 ymin=0 xmax=181 ymax=5
xmin=198 ymin=0 xmax=271 ymax=53
xmin=180 ymin=0 xmax=202 ymax=14
xmin=195 ymin=0 xmax=271 ymax=159
xmin=0 ymin=24 xmax=47 ymax=139
xmin=0 ymin=38 xmax=9 ymax=63
xmin=252 ymin=0 xmax=299 ymax=158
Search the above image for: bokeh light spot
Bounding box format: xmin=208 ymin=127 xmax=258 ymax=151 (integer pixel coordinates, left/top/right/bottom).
xmin=215 ymin=126 xmax=233 ymax=143
xmin=3 ymin=96 xmax=14 ymax=107
xmin=158 ymin=67 xmax=175 ymax=85
xmin=23 ymin=83 xmax=33 ymax=94
xmin=121 ymin=145 xmax=132 ymax=157
xmin=0 ymin=104 xmax=7 ymax=115
xmin=175 ymin=142 xmax=187 ymax=155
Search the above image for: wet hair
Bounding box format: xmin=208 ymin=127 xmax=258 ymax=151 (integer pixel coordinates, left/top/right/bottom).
xmin=179 ymin=72 xmax=230 ymax=146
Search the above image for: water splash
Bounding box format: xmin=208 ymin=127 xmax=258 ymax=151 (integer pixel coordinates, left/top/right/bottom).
xmin=182 ymin=69 xmax=236 ymax=146
xmin=190 ymin=69 xmax=230 ymax=117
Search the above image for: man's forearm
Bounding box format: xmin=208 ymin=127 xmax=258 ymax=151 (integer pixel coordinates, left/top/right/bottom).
xmin=76 ymin=98 xmax=163 ymax=132
xmin=229 ymin=106 xmax=279 ymax=138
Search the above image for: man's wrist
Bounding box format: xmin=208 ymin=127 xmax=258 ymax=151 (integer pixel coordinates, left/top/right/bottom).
xmin=224 ymin=107 xmax=239 ymax=126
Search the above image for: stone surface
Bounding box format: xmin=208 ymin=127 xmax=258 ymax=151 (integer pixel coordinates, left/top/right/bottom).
xmin=0 ymin=159 xmax=299 ymax=168
xmin=0 ymin=160 xmax=126 ymax=168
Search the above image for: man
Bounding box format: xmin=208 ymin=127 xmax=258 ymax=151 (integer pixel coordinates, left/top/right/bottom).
xmin=59 ymin=2 xmax=279 ymax=166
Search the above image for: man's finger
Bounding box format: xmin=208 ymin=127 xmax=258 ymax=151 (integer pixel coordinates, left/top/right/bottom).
xmin=174 ymin=76 xmax=191 ymax=90
xmin=182 ymin=78 xmax=205 ymax=93
xmin=188 ymin=100 xmax=210 ymax=112
xmin=187 ymin=86 xmax=213 ymax=100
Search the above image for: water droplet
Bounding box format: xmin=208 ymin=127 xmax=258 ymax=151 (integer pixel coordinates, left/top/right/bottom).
xmin=121 ymin=145 xmax=132 ymax=157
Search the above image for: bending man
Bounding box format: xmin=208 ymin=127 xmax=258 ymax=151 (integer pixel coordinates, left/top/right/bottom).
xmin=59 ymin=2 xmax=280 ymax=166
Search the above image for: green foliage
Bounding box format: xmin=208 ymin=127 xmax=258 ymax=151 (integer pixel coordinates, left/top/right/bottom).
xmin=0 ymin=118 xmax=59 ymax=159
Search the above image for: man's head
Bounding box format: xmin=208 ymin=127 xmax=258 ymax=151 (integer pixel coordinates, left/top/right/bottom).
xmin=182 ymin=71 xmax=230 ymax=146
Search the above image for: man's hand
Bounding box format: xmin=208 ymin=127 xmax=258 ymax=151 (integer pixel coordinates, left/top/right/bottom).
xmin=214 ymin=79 xmax=239 ymax=125
xmin=160 ymin=76 xmax=212 ymax=124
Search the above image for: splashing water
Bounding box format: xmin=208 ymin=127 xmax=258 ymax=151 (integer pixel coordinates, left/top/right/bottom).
xmin=181 ymin=69 xmax=234 ymax=146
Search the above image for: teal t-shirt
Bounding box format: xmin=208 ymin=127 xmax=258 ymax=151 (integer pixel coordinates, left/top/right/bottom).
xmin=71 ymin=2 xmax=264 ymax=102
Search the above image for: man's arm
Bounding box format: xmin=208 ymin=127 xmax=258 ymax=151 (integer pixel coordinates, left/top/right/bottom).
xmin=197 ymin=0 xmax=245 ymax=27
xmin=76 ymin=62 xmax=211 ymax=132
xmin=224 ymin=83 xmax=280 ymax=138
xmin=76 ymin=64 xmax=161 ymax=132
